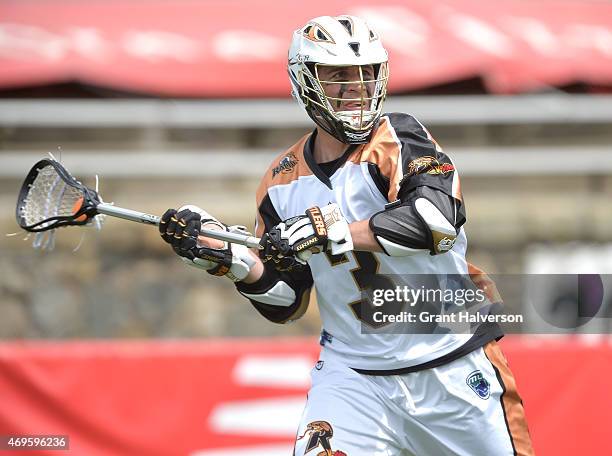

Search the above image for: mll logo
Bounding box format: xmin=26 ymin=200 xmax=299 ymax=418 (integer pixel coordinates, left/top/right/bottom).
xmin=466 ymin=370 xmax=490 ymax=399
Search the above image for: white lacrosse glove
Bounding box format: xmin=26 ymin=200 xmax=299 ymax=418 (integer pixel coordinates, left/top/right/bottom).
xmin=159 ymin=205 xmax=256 ymax=282
xmin=261 ymin=203 xmax=353 ymax=271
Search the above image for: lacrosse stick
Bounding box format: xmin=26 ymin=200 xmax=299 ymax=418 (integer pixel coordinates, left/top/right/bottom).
xmin=15 ymin=158 xmax=262 ymax=250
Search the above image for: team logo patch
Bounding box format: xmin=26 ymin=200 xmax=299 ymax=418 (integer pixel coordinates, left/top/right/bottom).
xmin=272 ymin=152 xmax=298 ymax=178
xmin=407 ymin=156 xmax=454 ymax=176
xmin=466 ymin=370 xmax=491 ymax=399
xmin=315 ymin=360 xmax=324 ymax=370
xmin=296 ymin=421 xmax=347 ymax=455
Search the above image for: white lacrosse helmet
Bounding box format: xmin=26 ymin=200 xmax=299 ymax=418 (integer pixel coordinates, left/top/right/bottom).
xmin=288 ymin=15 xmax=389 ymax=144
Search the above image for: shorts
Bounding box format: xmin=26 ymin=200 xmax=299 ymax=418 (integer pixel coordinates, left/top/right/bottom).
xmin=293 ymin=341 xmax=534 ymax=456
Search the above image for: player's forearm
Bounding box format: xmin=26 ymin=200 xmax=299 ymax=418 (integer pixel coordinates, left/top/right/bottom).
xmin=241 ymin=251 xmax=265 ymax=283
xmin=349 ymin=219 xmax=382 ymax=252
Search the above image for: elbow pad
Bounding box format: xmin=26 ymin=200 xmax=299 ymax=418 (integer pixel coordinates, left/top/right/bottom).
xmin=369 ymin=186 xmax=458 ymax=256
xmin=235 ymin=263 xmax=313 ymax=323
xmin=239 ymin=281 xmax=296 ymax=307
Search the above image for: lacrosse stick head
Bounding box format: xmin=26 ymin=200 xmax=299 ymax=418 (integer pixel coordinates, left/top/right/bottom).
xmin=16 ymin=158 xmax=102 ymax=233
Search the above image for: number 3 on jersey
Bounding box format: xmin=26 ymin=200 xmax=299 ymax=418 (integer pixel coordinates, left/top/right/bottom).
xmin=325 ymin=250 xmax=400 ymax=328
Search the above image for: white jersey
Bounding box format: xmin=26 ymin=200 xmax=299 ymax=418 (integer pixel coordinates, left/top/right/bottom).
xmin=242 ymin=113 xmax=501 ymax=372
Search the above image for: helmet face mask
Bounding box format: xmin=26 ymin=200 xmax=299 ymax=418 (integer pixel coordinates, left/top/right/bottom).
xmin=288 ymin=16 xmax=389 ymax=144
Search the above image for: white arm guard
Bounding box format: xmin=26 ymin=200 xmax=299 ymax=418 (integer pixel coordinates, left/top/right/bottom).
xmin=414 ymin=197 xmax=457 ymax=253
xmin=239 ymin=281 xmax=297 ymax=307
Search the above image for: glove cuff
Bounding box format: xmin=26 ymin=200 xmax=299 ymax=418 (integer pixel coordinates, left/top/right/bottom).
xmin=207 ymin=250 xmax=233 ymax=277
xmin=206 ymin=243 xmax=255 ymax=282
xmin=201 ymin=219 xmax=227 ymax=233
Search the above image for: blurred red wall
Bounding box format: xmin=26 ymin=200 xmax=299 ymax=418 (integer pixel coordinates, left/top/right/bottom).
xmin=0 ymin=336 xmax=609 ymax=455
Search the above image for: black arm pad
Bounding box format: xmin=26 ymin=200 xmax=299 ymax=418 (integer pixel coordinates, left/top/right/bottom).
xmin=370 ymin=201 xmax=430 ymax=251
xmin=235 ymin=261 xmax=313 ymax=324
xmin=370 ymin=186 xmax=461 ymax=256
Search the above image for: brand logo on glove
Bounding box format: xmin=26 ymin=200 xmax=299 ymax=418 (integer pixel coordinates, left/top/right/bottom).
xmin=307 ymin=207 xmax=327 ymax=237
xmin=324 ymin=209 xmax=343 ymax=225
xmin=295 ymin=236 xmax=320 ymax=251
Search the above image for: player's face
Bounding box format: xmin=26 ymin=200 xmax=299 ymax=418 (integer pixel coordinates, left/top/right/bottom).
xmin=317 ymin=65 xmax=376 ymax=112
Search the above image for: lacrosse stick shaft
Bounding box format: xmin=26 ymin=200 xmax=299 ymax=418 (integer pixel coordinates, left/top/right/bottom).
xmin=96 ymin=203 xmax=262 ymax=249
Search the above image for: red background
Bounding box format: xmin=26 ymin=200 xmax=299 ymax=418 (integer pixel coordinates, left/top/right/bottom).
xmin=0 ymin=336 xmax=610 ymax=455
xmin=1 ymin=0 xmax=612 ymax=96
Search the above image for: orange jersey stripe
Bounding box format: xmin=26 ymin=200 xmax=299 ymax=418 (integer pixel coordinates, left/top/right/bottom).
xmin=255 ymin=133 xmax=314 ymax=237
xmin=468 ymin=263 xmax=502 ymax=303
xmin=348 ymin=117 xmax=403 ymax=201
xmin=484 ymin=341 xmax=535 ymax=456
xmin=255 ymin=133 xmax=314 ymax=209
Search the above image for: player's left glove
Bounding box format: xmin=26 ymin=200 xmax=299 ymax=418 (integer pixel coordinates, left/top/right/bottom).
xmin=261 ymin=203 xmax=353 ymax=271
xmin=159 ymin=205 xmax=256 ymax=282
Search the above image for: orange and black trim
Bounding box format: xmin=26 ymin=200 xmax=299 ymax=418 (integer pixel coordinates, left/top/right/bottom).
xmin=238 ymin=156 xmax=315 ymax=324
xmin=256 ymin=134 xmax=312 ymax=204
xmin=302 ymin=22 xmax=336 ymax=44
xmin=302 ymin=130 xmax=361 ymax=189
xmin=255 ymin=133 xmax=314 ymax=238
xmin=352 ymin=320 xmax=502 ymax=376
xmin=469 ymin=263 xmax=503 ymax=304
xmin=348 ymin=116 xmax=403 ymax=201
xmin=484 ymin=341 xmax=535 ymax=456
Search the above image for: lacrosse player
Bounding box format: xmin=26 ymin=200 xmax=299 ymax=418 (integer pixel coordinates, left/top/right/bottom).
xmin=159 ymin=15 xmax=534 ymax=456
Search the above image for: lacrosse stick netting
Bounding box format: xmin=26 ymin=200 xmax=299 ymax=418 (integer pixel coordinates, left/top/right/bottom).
xmin=15 ymin=158 xmax=262 ymax=250
xmin=16 ymin=159 xmax=103 ymax=249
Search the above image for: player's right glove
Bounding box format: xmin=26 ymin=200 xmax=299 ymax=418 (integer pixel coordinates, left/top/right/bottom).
xmin=159 ymin=205 xmax=256 ymax=282
xmin=260 ymin=203 xmax=353 ymax=271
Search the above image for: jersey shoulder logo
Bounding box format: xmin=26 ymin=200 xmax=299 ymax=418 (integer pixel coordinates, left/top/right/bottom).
xmin=407 ymin=155 xmax=454 ymax=176
xmin=272 ymin=152 xmax=298 ymax=178
xmin=466 ymin=370 xmax=491 ymax=399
